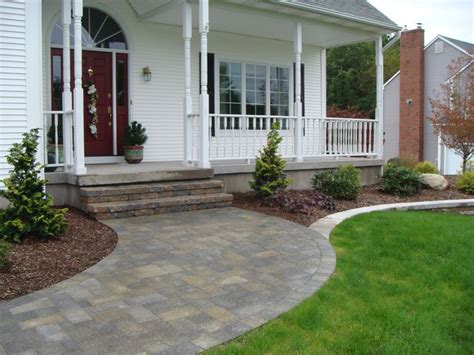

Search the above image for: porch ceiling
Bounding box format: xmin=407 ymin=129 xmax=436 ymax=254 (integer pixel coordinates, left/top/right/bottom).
xmin=127 ymin=0 xmax=395 ymax=47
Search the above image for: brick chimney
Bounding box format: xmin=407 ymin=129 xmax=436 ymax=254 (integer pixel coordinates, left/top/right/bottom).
xmin=399 ymin=25 xmax=425 ymax=161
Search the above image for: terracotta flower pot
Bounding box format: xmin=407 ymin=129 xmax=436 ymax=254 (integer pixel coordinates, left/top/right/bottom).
xmin=124 ymin=145 xmax=144 ymax=164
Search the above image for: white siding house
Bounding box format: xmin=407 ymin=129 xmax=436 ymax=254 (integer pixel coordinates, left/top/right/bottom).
xmin=1 ymin=0 xmax=399 ymax=189
xmin=384 ymin=33 xmax=473 ymax=174
xmin=0 ymin=0 xmax=42 ymax=186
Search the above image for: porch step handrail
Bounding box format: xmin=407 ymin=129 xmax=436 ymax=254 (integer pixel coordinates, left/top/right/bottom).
xmin=43 ymin=110 xmax=74 ymax=169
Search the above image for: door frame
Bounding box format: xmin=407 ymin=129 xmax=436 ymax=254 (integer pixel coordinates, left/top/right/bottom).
xmin=48 ymin=44 xmax=131 ymax=161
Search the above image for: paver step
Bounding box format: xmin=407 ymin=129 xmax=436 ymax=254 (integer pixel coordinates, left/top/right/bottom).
xmin=80 ymin=180 xmax=224 ymax=204
xmin=87 ymin=192 xmax=233 ymax=220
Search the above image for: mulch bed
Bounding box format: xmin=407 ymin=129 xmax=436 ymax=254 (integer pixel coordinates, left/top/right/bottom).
xmin=0 ymin=208 xmax=117 ymax=302
xmin=233 ymin=177 xmax=473 ymax=227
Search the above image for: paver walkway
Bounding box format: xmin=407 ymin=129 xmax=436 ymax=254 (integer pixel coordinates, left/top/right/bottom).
xmin=0 ymin=208 xmax=335 ymax=354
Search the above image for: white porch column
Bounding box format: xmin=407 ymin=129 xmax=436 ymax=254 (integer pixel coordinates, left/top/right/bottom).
xmin=294 ymin=22 xmax=303 ymax=162
xmin=72 ymin=0 xmax=86 ymax=174
xmin=375 ymin=35 xmax=384 ymax=158
xmin=183 ymin=1 xmax=193 ymax=166
xmin=198 ymin=0 xmax=210 ymax=168
xmin=62 ymin=0 xmax=73 ymax=171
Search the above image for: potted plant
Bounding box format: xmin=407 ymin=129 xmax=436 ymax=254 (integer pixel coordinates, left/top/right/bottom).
xmin=123 ymin=121 xmax=148 ymax=164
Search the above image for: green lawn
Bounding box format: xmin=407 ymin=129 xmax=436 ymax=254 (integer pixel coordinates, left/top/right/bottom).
xmin=208 ymin=211 xmax=474 ymax=354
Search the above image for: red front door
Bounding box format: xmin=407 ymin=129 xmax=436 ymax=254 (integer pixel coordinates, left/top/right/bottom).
xmin=83 ymin=51 xmax=113 ymax=156
xmin=50 ymin=49 xmax=129 ymax=157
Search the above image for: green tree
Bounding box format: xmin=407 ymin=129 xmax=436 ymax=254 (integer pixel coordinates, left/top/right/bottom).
xmin=249 ymin=122 xmax=292 ymax=196
xmin=327 ymin=35 xmax=400 ymax=117
xmin=0 ymin=129 xmax=67 ymax=242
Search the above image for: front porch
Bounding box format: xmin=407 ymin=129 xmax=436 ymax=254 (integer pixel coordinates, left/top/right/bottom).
xmin=42 ymin=0 xmax=389 ymax=175
xmin=45 ymin=158 xmax=384 ymax=212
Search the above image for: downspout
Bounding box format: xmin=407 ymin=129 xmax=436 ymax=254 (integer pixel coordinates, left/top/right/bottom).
xmin=437 ymin=135 xmax=442 ymax=174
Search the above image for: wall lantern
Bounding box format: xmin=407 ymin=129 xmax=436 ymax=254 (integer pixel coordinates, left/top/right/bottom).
xmin=142 ymin=66 xmax=152 ymax=82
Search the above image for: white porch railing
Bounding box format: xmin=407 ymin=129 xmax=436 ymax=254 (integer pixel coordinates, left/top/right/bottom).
xmin=209 ymin=114 xmax=296 ymax=160
xmin=190 ymin=114 xmax=377 ymax=162
xmin=303 ymin=117 xmax=377 ymax=157
xmin=43 ymin=110 xmax=73 ymax=169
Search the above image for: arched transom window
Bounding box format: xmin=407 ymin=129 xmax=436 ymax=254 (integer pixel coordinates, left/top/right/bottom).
xmin=51 ymin=7 xmax=127 ymax=50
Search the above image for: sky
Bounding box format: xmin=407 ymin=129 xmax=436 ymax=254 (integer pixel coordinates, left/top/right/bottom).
xmin=368 ymin=0 xmax=474 ymax=44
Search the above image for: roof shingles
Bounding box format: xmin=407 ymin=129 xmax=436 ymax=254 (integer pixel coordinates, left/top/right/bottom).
xmin=282 ymin=0 xmax=399 ymax=29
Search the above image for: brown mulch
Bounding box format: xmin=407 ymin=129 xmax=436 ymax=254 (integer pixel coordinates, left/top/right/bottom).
xmin=233 ymin=176 xmax=473 ymax=227
xmin=0 ymin=208 xmax=117 ymax=302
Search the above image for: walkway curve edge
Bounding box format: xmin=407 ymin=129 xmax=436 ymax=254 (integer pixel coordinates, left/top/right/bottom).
xmin=310 ymin=199 xmax=474 ymax=240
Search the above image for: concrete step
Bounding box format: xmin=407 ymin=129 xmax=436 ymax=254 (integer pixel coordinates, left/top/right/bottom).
xmin=71 ymin=166 xmax=214 ymax=187
xmin=80 ymin=180 xmax=224 ymax=204
xmin=87 ymin=193 xmax=233 ymax=220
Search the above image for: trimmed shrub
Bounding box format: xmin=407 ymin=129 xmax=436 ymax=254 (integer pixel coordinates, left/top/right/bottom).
xmin=456 ymin=171 xmax=474 ymax=194
xmin=0 ymin=129 xmax=67 ymax=243
xmin=249 ymin=122 xmax=292 ymax=196
xmin=311 ymin=165 xmax=361 ymax=200
xmin=0 ymin=239 xmax=9 ymax=269
xmin=379 ymin=163 xmax=422 ymax=196
xmin=414 ymin=161 xmax=438 ymax=174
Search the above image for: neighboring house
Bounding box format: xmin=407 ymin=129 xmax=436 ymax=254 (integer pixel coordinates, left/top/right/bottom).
xmin=0 ymin=0 xmax=398 ymax=210
xmin=383 ymin=28 xmax=473 ymax=174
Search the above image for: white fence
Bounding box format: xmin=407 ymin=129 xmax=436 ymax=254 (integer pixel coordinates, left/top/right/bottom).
xmin=43 ymin=110 xmax=73 ymax=169
xmin=188 ymin=114 xmax=377 ymax=162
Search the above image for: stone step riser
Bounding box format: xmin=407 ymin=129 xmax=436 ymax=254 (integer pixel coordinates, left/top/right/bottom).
xmin=81 ymin=186 xmax=224 ymax=204
xmin=93 ymin=201 xmax=232 ymax=220
xmin=86 ymin=193 xmax=233 ymax=214
xmin=80 ymin=179 xmax=232 ymax=220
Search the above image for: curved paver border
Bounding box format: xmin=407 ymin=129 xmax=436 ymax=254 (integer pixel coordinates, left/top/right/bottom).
xmin=310 ymin=199 xmax=474 ymax=240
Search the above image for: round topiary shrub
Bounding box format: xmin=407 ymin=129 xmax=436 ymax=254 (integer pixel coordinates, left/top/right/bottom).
xmin=414 ymin=161 xmax=438 ymax=174
xmin=379 ymin=163 xmax=422 ymax=196
xmin=456 ymin=171 xmax=474 ymax=194
xmin=311 ymin=165 xmax=361 ymax=200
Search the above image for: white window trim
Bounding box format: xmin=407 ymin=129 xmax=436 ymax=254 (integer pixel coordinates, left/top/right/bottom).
xmin=215 ymin=58 xmax=294 ymax=124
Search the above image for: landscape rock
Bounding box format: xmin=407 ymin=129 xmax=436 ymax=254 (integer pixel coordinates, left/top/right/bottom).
xmin=420 ymin=173 xmax=448 ymax=190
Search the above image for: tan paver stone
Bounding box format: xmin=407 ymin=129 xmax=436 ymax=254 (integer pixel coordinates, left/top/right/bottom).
xmin=242 ymin=315 xmax=267 ymax=328
xmin=88 ymin=294 xmax=125 ymax=305
xmin=20 ymin=314 xmax=64 ymax=329
xmin=204 ymin=305 xmax=237 ymax=323
xmin=92 ymin=308 xmax=129 ymax=322
xmin=10 ymin=297 xmax=55 ymax=315
xmin=255 ymin=250 xmax=280 ymax=258
xmin=133 ymin=264 xmax=168 ymax=278
xmin=159 ymin=264 xmax=182 ymax=274
xmin=102 ymin=279 xmax=131 ymax=294
xmin=119 ymin=320 xmax=145 ymax=336
xmin=220 ymin=276 xmax=248 ymax=286
xmin=159 ymin=306 xmax=201 ymax=322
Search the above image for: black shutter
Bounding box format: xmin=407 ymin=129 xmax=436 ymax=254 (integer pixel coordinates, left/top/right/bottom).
xmin=199 ymin=53 xmax=215 ymax=136
xmin=198 ymin=53 xmax=215 ymax=114
xmin=293 ymin=62 xmax=305 ymax=117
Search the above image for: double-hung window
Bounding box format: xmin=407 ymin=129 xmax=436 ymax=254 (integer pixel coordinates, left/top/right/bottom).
xmin=218 ymin=60 xmax=290 ymax=130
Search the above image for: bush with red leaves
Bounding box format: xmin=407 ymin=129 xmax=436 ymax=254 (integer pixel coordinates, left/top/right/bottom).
xmin=327 ymin=105 xmax=369 ymax=119
xmin=264 ymin=189 xmax=336 ymax=215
